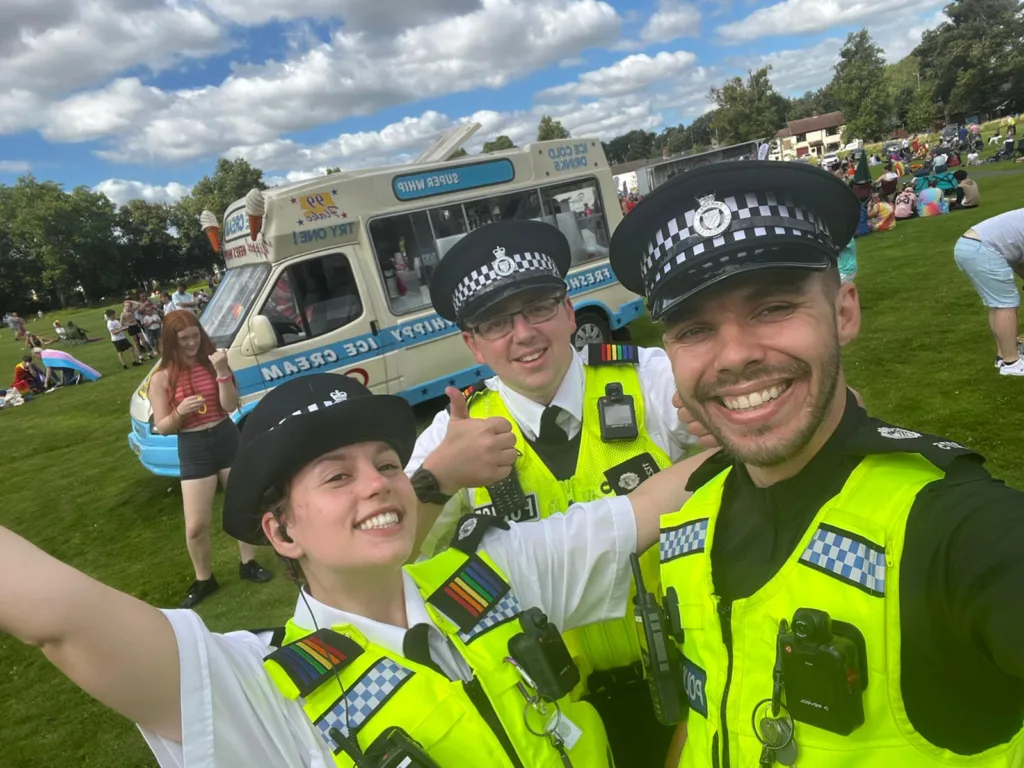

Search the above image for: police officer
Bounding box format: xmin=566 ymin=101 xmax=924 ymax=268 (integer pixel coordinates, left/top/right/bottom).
xmin=609 ymin=160 xmax=1024 ymax=767
xmin=407 ymin=219 xmax=698 ymax=765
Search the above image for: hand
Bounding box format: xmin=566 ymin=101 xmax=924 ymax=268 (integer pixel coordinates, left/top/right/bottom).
xmin=672 ymin=390 xmax=719 ymax=450
xmin=208 ymin=348 xmax=230 ymax=376
xmin=176 ymin=395 xmax=206 ymax=416
xmin=422 ymin=387 xmax=519 ymax=495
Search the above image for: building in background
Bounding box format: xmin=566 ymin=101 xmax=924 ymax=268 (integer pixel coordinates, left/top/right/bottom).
xmin=770 ymin=112 xmax=846 ymax=161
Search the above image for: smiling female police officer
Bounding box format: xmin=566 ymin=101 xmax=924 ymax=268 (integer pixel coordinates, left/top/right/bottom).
xmin=0 ymin=373 xmax=709 ymax=767
xmin=609 ymin=160 xmax=1024 ymax=768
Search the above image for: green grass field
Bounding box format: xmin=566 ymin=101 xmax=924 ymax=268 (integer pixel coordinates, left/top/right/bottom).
xmin=2 ymin=172 xmax=1024 ymax=767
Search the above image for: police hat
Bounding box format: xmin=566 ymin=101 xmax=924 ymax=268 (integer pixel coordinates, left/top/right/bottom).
xmin=223 ymin=374 xmax=416 ymax=546
xmin=609 ymin=160 xmax=859 ymax=320
xmin=429 ymin=220 xmax=571 ymax=323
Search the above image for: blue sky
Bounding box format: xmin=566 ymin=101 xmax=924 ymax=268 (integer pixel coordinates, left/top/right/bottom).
xmin=0 ymin=0 xmax=946 ymax=206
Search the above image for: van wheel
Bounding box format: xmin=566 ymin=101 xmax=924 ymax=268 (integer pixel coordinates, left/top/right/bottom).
xmin=572 ymin=312 xmax=611 ymax=350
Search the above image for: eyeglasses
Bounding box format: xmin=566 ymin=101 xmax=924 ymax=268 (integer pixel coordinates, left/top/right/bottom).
xmin=470 ymin=296 xmax=564 ymax=340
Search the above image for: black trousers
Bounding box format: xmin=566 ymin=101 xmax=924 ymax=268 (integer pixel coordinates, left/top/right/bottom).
xmin=585 ymin=679 xmax=675 ymax=767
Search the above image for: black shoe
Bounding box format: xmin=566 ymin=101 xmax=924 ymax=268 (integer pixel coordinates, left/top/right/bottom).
xmin=180 ymin=575 xmax=220 ymax=608
xmin=239 ymin=559 xmax=273 ymax=583
xmin=132 ymin=360 xmax=143 ymax=366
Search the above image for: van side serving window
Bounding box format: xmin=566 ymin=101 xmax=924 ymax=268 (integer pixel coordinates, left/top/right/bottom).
xmin=368 ymin=176 xmax=610 ymax=316
xmin=259 ymin=252 xmax=364 ymax=346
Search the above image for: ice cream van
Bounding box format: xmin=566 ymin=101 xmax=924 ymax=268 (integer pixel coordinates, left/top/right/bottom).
xmin=128 ymin=131 xmax=646 ymax=476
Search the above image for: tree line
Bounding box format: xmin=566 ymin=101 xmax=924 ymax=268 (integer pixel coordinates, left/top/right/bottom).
xmin=2 ymin=0 xmax=1017 ymax=312
xmin=601 ymin=0 xmax=1024 ymax=163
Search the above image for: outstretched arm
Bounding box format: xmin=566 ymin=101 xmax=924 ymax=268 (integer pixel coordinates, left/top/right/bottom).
xmin=0 ymin=527 xmax=181 ymax=741
xmin=629 ymin=449 xmax=718 ymax=554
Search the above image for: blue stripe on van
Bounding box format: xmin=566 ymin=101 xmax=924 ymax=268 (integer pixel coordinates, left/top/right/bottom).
xmin=233 ymin=263 xmax=626 ymax=398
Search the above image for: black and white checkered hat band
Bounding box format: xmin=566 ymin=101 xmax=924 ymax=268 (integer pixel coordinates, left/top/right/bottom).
xmin=640 ymin=191 xmax=835 ymax=291
xmin=451 ymin=251 xmax=561 ymax=315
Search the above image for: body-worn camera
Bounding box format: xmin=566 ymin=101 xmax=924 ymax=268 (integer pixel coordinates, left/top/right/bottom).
xmin=630 ymin=554 xmax=687 ymax=725
xmin=507 ymin=607 xmax=580 ymax=701
xmin=362 ymin=727 xmax=442 ymax=768
xmin=780 ymin=608 xmax=867 ymax=736
xmin=598 ymin=382 xmax=639 ymax=441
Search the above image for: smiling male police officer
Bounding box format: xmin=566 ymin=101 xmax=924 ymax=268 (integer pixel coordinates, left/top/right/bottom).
xmin=405 ymin=219 xmax=699 ymax=766
xmin=609 ymin=160 xmax=1024 ymax=768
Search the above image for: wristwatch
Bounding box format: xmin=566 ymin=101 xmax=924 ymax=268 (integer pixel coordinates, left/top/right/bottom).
xmin=410 ymin=467 xmax=452 ymax=505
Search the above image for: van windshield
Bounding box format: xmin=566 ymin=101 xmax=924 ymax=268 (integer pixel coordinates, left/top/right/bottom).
xmin=200 ymin=263 xmax=271 ymax=347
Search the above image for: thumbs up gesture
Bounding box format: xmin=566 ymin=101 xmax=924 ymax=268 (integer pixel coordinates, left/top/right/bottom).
xmin=421 ymin=387 xmax=519 ymax=496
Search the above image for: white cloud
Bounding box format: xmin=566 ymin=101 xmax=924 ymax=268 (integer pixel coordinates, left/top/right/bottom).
xmin=640 ymin=0 xmax=702 ymax=44
xmin=93 ymin=179 xmax=191 ymax=206
xmin=736 ymin=37 xmax=842 ymax=96
xmin=717 ymin=0 xmax=943 ymax=43
xmin=205 ymin=0 xmax=482 ymax=33
xmin=88 ymin=0 xmax=621 ymax=163
xmin=42 ymin=78 xmax=171 ymax=143
xmin=0 ymin=160 xmax=31 ymax=173
xmin=0 ymin=1 xmax=226 ymax=99
xmin=540 ymin=51 xmax=699 ymax=98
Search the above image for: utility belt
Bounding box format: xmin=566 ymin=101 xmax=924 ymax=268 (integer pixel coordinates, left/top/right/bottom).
xmin=586 ymin=662 xmax=645 ymax=695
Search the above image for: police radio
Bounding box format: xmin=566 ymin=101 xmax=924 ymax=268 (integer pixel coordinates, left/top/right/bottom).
xmin=361 ymin=727 xmax=442 ymax=768
xmin=630 ymin=554 xmax=687 ymax=725
xmin=485 ymin=465 xmax=533 ymax=522
xmin=598 ymin=383 xmax=639 ymax=441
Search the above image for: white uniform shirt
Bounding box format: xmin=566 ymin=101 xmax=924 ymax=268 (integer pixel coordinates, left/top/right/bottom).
xmin=407 ymin=347 xmax=695 ymax=556
xmin=139 ymin=497 xmax=636 ymax=768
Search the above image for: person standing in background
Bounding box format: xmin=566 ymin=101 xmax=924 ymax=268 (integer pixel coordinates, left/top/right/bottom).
xmin=147 ymin=310 xmax=273 ymax=607
xmin=953 ymin=208 xmax=1024 ymax=375
xmin=105 ymin=308 xmax=142 ymax=369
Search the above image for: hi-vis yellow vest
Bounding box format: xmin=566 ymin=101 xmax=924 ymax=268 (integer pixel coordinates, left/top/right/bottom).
xmin=468 ymin=358 xmax=671 ymax=680
xmin=660 ymin=453 xmax=1024 ymax=768
xmin=263 ymin=547 xmax=612 ymax=768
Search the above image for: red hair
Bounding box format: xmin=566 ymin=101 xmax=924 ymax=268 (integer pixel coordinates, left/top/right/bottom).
xmin=158 ymin=310 xmax=216 ymax=399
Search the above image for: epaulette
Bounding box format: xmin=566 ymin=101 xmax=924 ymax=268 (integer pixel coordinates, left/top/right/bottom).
xmin=855 ymin=417 xmax=983 ymax=471
xmin=449 ymin=513 xmax=510 ymax=554
xmin=447 ymin=379 xmax=489 ymax=414
xmin=586 ymin=343 xmax=639 ymax=365
xmin=263 ymin=628 xmax=364 ymax=699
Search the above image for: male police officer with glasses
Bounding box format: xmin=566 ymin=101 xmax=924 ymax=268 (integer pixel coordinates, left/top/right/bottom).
xmin=608 ymin=160 xmax=1024 ymax=768
xmin=405 ymin=219 xmax=700 ymax=766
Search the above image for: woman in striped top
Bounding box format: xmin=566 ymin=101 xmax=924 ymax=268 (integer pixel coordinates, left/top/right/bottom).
xmin=149 ymin=310 xmax=273 ymax=607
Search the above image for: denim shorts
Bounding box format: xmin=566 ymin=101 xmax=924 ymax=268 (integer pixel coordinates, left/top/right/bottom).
xmin=953 ymin=237 xmax=1020 ymax=309
xmin=177 ymin=418 xmax=238 ymax=480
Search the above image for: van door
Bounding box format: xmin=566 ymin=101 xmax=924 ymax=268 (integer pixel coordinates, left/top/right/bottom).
xmin=246 ymin=249 xmax=390 ymax=394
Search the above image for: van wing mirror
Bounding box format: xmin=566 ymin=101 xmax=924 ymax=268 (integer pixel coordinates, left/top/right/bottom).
xmin=241 ymin=314 xmax=278 ymax=357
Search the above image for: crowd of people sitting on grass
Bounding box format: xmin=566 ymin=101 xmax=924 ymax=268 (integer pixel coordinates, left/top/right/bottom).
xmin=3 ymin=277 xmax=217 ymax=409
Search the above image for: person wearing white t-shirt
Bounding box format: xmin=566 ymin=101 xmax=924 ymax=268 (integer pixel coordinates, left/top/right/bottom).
xmin=0 ymin=373 xmax=709 ymax=768
xmin=105 ymin=308 xmax=142 ymax=369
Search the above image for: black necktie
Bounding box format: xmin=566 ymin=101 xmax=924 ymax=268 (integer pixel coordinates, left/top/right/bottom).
xmin=538 ymin=405 xmax=569 ymax=447
xmin=402 ymin=623 xmax=445 ymax=676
